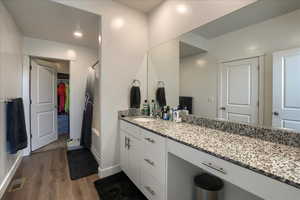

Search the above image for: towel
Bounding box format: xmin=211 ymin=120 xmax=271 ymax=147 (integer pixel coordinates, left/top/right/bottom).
xmin=156 ymin=87 xmax=166 ymax=108
xmin=6 ymin=98 xmax=28 ymax=154
xmin=80 ymin=68 xmax=95 ymax=149
xmin=130 ymin=86 xmax=141 ymax=108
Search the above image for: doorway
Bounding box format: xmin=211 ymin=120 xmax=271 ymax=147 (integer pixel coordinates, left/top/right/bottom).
xmin=273 ymin=48 xmax=300 ymax=131
xmin=218 ymin=57 xmax=259 ymax=124
xmin=30 ymin=57 xmax=70 ymax=153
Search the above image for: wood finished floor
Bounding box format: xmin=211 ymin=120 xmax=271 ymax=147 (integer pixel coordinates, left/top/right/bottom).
xmin=2 ymin=148 xmax=99 ymax=200
xmin=33 ymin=134 xmax=68 ymax=154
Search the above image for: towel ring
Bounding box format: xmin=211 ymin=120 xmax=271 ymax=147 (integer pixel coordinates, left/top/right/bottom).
xmin=157 ymin=80 xmax=165 ymax=88
xmin=1 ymin=97 xmax=16 ymax=103
xmin=132 ymin=79 xmax=141 ymax=87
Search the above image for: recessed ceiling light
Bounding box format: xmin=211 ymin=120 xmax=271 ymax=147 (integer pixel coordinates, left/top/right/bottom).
xmin=74 ymin=31 xmax=83 ymax=38
xmin=176 ymin=4 xmax=188 ymax=14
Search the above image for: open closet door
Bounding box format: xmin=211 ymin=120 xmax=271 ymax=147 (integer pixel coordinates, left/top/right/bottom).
xmin=31 ymin=60 xmax=58 ymax=151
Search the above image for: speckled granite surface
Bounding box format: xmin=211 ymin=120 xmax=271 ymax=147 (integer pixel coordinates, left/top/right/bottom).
xmin=121 ymin=116 xmax=300 ymax=189
xmin=181 ymin=114 xmax=300 ymax=148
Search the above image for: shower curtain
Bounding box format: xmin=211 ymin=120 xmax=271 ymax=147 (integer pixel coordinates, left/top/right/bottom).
xmin=80 ymin=68 xmax=95 ymax=149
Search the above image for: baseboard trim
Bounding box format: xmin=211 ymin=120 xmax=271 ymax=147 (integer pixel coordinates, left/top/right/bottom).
xmin=0 ymin=152 xmax=23 ymax=199
xmin=98 ymin=164 xmax=121 ymax=178
xmin=91 ymin=145 xmax=101 ymax=165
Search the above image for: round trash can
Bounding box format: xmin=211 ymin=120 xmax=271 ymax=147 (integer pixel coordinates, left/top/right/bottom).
xmin=194 ymin=173 xmax=224 ymax=200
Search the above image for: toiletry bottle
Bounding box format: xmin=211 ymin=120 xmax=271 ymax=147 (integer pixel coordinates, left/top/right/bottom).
xmin=162 ymin=106 xmax=167 ymax=120
xmin=150 ymin=99 xmax=155 ymax=117
xmin=163 ymin=106 xmax=170 ymax=120
xmin=169 ymin=108 xmax=174 ymax=121
xmin=183 ymin=106 xmax=189 ymax=115
xmin=143 ymin=100 xmax=149 ymax=116
xmin=161 ymin=106 xmax=165 ymax=119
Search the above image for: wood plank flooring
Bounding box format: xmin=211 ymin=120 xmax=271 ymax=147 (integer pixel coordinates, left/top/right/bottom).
xmin=1 ymin=148 xmax=99 ymax=200
xmin=33 ymin=134 xmax=68 ymax=154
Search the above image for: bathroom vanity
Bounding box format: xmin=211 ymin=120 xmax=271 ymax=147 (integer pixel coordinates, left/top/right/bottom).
xmin=119 ymin=117 xmax=300 ymax=200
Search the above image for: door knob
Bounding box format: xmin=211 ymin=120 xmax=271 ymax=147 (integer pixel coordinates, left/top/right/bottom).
xmin=273 ymin=111 xmax=279 ymax=116
xmin=220 ymin=107 xmax=226 ymax=111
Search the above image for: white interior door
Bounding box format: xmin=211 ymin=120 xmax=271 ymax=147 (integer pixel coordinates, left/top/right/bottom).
xmin=31 ymin=60 xmax=57 ymax=151
xmin=219 ymin=58 xmax=259 ymax=124
xmin=273 ymin=48 xmax=300 ymax=131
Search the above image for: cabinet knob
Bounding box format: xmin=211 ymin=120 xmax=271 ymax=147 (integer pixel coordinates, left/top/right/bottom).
xmin=220 ymin=107 xmax=226 ymax=111
xmin=273 ymin=111 xmax=279 ymax=116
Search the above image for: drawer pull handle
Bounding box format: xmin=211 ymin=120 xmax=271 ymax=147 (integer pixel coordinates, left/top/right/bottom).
xmin=201 ymin=162 xmax=226 ymax=174
xmin=145 ymin=138 xmax=155 ymax=143
xmin=144 ymin=158 xmax=155 ymax=166
xmin=125 ymin=137 xmax=128 ymax=149
xmin=144 ymin=186 xmax=155 ymax=196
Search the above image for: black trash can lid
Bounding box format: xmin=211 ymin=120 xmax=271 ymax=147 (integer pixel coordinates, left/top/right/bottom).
xmin=194 ymin=173 xmax=224 ymax=191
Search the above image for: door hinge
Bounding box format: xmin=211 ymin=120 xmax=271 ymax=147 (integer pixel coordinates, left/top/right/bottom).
xmin=30 ymin=134 xmax=32 ymax=138
xmin=30 ymin=65 xmax=32 ymax=70
xmin=257 ymin=101 xmax=259 ymax=107
xmin=257 ymin=65 xmax=260 ymax=71
xmin=30 ymin=99 xmax=32 ymax=104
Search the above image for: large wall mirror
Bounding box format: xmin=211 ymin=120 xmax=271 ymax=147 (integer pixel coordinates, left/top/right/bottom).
xmin=148 ymin=0 xmax=300 ymax=131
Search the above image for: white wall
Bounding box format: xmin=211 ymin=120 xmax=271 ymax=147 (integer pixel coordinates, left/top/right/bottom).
xmin=23 ymin=37 xmax=98 ymax=141
xmin=180 ymin=8 xmax=300 ymax=126
xmin=148 ymin=39 xmax=179 ymax=108
xmin=51 ymin=0 xmax=148 ymax=175
xmin=180 ymin=53 xmax=218 ymax=118
xmin=0 ymin=0 xmax=23 ymax=195
xmin=148 ymin=0 xmax=256 ymax=47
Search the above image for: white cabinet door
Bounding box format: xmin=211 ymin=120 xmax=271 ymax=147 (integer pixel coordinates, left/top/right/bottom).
xmin=273 ymin=48 xmax=300 ymax=131
xmin=120 ymin=130 xmax=129 ymax=174
xmin=31 ymin=60 xmax=57 ymax=151
xmin=128 ymin=135 xmax=142 ymax=187
xmin=219 ymin=58 xmax=259 ymax=124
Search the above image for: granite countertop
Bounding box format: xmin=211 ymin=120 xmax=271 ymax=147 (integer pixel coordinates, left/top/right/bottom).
xmin=121 ymin=117 xmax=300 ymax=189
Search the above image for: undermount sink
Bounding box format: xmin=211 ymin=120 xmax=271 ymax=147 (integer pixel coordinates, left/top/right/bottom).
xmin=133 ymin=117 xmax=155 ymax=122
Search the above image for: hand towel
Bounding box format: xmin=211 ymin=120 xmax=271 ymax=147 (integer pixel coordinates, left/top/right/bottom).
xmin=156 ymin=87 xmax=166 ymax=108
xmin=130 ymin=86 xmax=141 ymax=108
xmin=6 ymin=98 xmax=28 ymax=154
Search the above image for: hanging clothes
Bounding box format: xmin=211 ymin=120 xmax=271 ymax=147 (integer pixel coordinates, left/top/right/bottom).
xmin=80 ymin=68 xmax=96 ymax=149
xmin=65 ymin=83 xmax=69 ymax=113
xmin=57 ymin=82 xmax=66 ymax=113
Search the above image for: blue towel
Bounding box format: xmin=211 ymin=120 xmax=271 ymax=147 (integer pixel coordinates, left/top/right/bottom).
xmin=6 ymin=98 xmax=28 ymax=154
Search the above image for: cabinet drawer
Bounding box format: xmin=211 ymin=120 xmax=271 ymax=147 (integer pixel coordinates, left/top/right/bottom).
xmin=120 ymin=120 xmax=140 ymax=139
xmin=141 ymin=170 xmax=164 ymax=200
xmin=142 ymin=129 xmax=166 ymax=183
xmin=142 ymin=155 xmax=164 ymax=184
xmin=142 ymin=129 xmax=165 ymax=155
